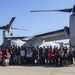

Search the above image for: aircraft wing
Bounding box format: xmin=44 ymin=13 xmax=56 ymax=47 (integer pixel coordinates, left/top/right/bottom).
xmin=5 ymin=28 xmax=69 ymax=42
xmin=34 ymin=29 xmax=69 ymax=41
xmin=5 ymin=36 xmax=29 ymax=40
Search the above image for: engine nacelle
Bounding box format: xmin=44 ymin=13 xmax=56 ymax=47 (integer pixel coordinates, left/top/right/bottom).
xmin=64 ymin=26 xmax=70 ymax=35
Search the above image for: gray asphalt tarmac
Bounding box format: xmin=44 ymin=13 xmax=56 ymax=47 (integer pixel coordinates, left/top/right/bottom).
xmin=0 ymin=65 xmax=75 ymax=75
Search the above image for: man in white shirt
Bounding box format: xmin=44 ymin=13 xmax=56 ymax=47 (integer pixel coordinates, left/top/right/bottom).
xmin=20 ymin=47 xmax=25 ymax=64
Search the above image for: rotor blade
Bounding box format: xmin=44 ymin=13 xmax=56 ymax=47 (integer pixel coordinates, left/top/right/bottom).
xmin=12 ymin=27 xmax=28 ymax=31
xmin=31 ymin=8 xmax=72 ymax=13
xmin=9 ymin=17 xmax=16 ymax=25
xmin=0 ymin=26 xmax=6 ymax=30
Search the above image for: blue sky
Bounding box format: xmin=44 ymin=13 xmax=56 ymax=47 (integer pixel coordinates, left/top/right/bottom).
xmin=0 ymin=0 xmax=75 ymax=45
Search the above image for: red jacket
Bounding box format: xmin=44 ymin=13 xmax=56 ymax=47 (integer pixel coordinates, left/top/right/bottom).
xmin=48 ymin=50 xmax=55 ymax=60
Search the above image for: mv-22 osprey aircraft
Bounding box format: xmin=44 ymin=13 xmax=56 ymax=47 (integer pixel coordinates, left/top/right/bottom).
xmin=0 ymin=17 xmax=60 ymax=48
xmin=0 ymin=17 xmax=29 ymax=47
xmin=0 ymin=5 xmax=75 ymax=47
xmin=31 ymin=5 xmax=75 ymax=46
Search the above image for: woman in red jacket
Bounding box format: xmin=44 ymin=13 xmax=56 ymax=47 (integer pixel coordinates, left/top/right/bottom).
xmin=48 ymin=49 xmax=55 ymax=64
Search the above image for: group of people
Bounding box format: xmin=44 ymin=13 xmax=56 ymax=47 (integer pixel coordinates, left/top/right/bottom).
xmin=0 ymin=45 xmax=75 ymax=67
